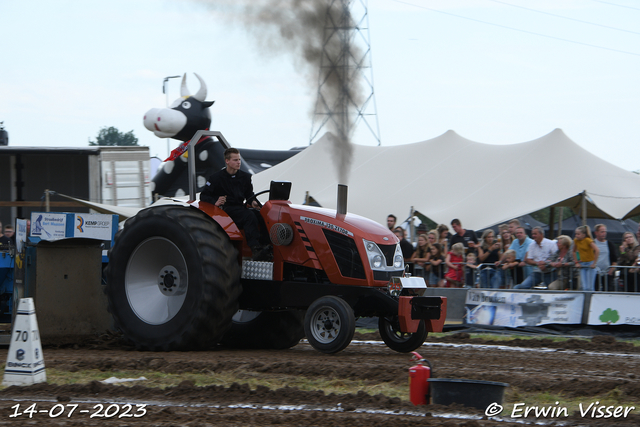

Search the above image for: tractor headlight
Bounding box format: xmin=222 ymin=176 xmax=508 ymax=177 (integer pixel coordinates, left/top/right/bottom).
xmin=373 ymin=255 xmax=383 ymax=268
xmin=394 ymin=254 xmax=403 ymax=269
xmin=364 ymin=239 xmax=404 ymax=273
xmin=364 ymin=239 xmax=385 ymax=269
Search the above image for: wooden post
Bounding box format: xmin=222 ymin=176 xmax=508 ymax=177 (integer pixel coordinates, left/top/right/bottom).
xmin=581 ymin=191 xmax=587 ymax=226
xmin=409 ymin=206 xmax=415 ymax=244
xmin=558 ymin=207 xmax=564 ymax=237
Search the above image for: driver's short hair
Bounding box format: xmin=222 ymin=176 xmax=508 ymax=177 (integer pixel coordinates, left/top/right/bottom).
xmin=224 ymin=147 xmax=240 ymax=160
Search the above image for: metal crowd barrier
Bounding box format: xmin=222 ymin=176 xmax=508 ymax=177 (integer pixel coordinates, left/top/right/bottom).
xmin=456 ymin=263 xmax=639 ymax=292
xmin=408 ymin=260 xmax=640 ymax=292
xmin=595 ymin=265 xmax=639 ymax=293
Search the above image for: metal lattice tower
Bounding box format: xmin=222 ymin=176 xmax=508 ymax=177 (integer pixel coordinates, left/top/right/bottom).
xmin=309 ymin=0 xmax=381 ymax=146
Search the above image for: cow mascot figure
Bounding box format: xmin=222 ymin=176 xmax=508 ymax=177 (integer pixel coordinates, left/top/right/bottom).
xmin=143 ymin=73 xmax=252 ymax=199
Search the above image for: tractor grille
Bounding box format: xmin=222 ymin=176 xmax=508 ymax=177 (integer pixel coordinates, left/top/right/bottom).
xmin=323 ymin=229 xmax=366 ymax=280
xmin=378 ymin=244 xmax=397 ymax=267
xmin=374 ymin=270 xmax=404 ymax=281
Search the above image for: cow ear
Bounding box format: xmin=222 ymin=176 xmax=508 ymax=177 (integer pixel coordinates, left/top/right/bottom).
xmin=202 ymin=101 xmax=214 ymax=108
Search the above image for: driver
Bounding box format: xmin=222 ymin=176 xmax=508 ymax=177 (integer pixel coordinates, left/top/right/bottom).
xmin=200 ymin=147 xmax=270 ymax=261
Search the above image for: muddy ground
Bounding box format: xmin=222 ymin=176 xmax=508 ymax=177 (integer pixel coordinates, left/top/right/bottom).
xmin=0 ymin=332 xmax=639 ymax=426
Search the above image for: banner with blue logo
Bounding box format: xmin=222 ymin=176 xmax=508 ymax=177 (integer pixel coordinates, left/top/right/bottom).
xmin=30 ymin=212 xmax=116 ymax=242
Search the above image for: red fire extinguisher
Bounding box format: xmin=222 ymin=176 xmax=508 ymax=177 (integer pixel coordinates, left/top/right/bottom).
xmin=409 ymin=351 xmax=432 ymax=405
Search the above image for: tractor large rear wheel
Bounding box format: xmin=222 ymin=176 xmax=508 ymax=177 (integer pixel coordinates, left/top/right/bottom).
xmin=105 ymin=205 xmax=241 ymax=351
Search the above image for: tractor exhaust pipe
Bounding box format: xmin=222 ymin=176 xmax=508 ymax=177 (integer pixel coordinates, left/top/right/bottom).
xmin=337 ymin=184 xmax=348 ymax=215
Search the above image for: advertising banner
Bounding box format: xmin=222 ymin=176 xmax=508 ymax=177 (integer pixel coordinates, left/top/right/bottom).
xmin=30 ymin=213 xmax=66 ymax=241
xmin=465 ymin=290 xmax=584 ymax=327
xmin=30 ymin=212 xmax=116 ymax=242
xmin=73 ymin=213 xmax=114 ymax=241
xmin=587 ymin=294 xmax=640 ymax=326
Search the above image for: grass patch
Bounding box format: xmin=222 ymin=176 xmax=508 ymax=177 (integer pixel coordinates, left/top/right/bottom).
xmin=3 ymin=366 xmax=635 ymax=422
xmin=40 ymin=368 xmax=406 ymax=400
xmin=37 ymin=367 xmax=640 ymax=415
xmin=428 ymin=332 xmax=640 ymax=346
xmin=355 ymin=328 xmax=377 ymax=334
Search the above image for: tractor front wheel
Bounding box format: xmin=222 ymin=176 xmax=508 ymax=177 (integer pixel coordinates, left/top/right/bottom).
xmin=378 ymin=316 xmax=427 ymax=353
xmin=304 ymin=296 xmax=355 ymax=354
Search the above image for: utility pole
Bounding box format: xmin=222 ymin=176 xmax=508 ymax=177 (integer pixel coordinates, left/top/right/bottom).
xmin=309 ymin=0 xmax=381 ymax=146
xmin=163 ymin=75 xmax=181 ymax=157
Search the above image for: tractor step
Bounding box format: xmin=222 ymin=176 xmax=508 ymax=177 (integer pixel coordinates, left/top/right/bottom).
xmin=241 ymin=260 xmax=274 ymax=280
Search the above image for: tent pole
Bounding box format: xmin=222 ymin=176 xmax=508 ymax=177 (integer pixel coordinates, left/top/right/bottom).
xmin=549 ymin=207 xmax=555 ymax=238
xmin=558 ymin=207 xmax=564 ymax=237
xmin=582 ymin=191 xmax=587 ymax=226
xmin=409 ymin=206 xmax=415 ymax=244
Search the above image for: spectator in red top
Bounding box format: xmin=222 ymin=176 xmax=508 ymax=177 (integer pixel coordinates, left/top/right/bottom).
xmin=449 ymin=219 xmax=478 ymax=286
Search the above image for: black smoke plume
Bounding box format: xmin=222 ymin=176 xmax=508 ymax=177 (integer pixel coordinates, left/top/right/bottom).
xmin=197 ymin=0 xmax=364 ymax=184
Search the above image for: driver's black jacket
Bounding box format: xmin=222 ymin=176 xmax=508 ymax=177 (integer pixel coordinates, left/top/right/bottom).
xmin=200 ymin=168 xmax=255 ymax=207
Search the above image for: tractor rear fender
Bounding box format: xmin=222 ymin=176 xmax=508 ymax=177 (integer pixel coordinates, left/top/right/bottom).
xmin=196 ymin=200 xmax=244 ymax=241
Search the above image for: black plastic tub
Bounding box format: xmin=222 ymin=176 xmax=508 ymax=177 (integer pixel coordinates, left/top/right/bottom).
xmin=428 ymin=378 xmax=508 ymax=410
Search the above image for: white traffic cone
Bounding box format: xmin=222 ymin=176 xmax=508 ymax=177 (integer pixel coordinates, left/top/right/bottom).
xmin=2 ymin=298 xmax=46 ymax=386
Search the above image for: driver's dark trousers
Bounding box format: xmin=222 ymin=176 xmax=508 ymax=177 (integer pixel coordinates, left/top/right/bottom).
xmin=223 ymin=205 xmax=261 ymax=248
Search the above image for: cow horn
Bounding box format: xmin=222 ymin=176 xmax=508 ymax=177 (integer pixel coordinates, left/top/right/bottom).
xmin=180 ymin=73 xmax=190 ymax=97
xmin=193 ymin=73 xmax=207 ymax=102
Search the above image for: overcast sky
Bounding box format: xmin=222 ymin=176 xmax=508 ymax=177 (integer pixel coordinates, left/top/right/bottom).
xmin=2 ymin=0 xmax=639 ymax=172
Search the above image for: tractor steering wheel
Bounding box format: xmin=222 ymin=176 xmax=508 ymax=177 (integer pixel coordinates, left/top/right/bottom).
xmin=247 ymin=189 xmax=270 ymax=208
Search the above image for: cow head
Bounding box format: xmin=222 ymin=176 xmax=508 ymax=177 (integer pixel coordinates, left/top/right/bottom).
xmin=143 ymin=73 xmax=214 ymax=142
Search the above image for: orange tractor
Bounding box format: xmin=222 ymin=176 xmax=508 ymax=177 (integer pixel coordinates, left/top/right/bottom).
xmin=105 ymin=131 xmax=446 ymax=354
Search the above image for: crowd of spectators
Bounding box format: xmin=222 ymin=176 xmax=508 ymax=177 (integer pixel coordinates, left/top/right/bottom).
xmin=388 ymin=214 xmax=640 ymax=292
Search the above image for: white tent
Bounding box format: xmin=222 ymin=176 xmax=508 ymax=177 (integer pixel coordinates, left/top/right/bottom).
xmin=253 ymin=129 xmax=640 ymax=230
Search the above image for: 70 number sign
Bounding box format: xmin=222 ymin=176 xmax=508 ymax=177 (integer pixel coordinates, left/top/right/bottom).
xmin=14 ymin=329 xmax=39 ymax=342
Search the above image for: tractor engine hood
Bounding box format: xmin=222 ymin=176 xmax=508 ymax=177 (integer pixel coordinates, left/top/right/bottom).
xmin=288 ymin=204 xmax=397 ymax=245
xmin=269 ymin=202 xmax=404 ymax=285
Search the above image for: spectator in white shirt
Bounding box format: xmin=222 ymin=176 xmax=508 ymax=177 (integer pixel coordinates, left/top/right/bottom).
xmin=514 ymin=227 xmax=557 ymax=289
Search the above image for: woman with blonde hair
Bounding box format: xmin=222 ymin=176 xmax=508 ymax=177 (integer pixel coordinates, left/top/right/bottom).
xmin=619 ymin=232 xmax=639 ymax=259
xmin=573 ymin=225 xmax=599 ymax=291
xmin=411 ymin=234 xmax=430 ymax=280
xmin=498 ymin=224 xmax=514 ymax=250
xmin=548 ymin=235 xmax=576 ymax=290
xmin=427 ymin=229 xmax=439 ymax=246
xmin=436 ymin=224 xmax=449 ymax=254
xmin=618 ymin=232 xmax=640 ymax=291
